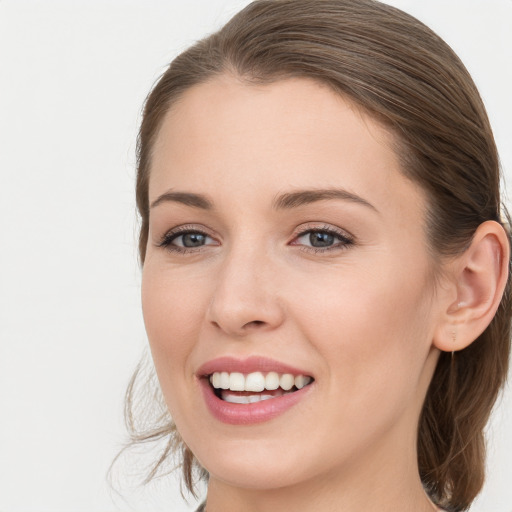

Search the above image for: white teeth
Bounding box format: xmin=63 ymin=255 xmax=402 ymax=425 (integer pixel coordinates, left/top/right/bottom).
xmin=212 ymin=372 xmax=221 ymax=388
xmin=265 ymin=371 xmax=280 ymax=390
xmin=249 ymin=393 xmax=274 ymax=403
xmin=220 ymin=371 xmax=230 ymax=389
xmin=223 ymin=393 xmax=251 ymax=404
xmin=222 ymin=392 xmax=278 ymax=404
xmin=229 ymin=372 xmax=245 ymax=391
xmin=294 ymin=375 xmax=312 ymax=389
xmin=245 ymin=371 xmax=265 ymax=392
xmin=280 ymin=373 xmax=295 ymax=391
xmin=209 ymin=371 xmax=312 ymax=392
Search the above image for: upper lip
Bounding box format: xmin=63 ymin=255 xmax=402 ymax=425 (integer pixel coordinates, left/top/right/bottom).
xmin=196 ymin=356 xmax=313 ymax=378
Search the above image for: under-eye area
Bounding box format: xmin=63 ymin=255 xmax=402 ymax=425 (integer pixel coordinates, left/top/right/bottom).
xmin=207 ymin=371 xmax=314 ymax=404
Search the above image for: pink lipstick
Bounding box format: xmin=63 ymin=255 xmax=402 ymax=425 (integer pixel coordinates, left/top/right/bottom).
xmin=197 ymin=356 xmax=314 ymax=425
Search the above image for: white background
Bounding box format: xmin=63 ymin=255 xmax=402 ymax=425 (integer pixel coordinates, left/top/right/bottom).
xmin=0 ymin=1 xmax=510 ymax=511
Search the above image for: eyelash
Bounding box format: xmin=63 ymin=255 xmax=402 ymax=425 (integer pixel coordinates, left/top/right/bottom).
xmin=157 ymin=224 xmax=355 ymax=254
xmin=157 ymin=225 xmax=217 ymax=254
xmin=291 ymin=224 xmax=354 ymax=253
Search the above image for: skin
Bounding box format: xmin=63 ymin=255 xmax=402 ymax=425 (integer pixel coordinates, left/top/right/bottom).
xmin=142 ymin=75 xmax=453 ymax=511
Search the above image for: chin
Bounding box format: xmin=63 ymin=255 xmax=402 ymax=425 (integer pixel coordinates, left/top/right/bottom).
xmin=187 ymin=426 xmax=344 ymax=493
xmin=201 ymin=451 xmax=309 ymax=490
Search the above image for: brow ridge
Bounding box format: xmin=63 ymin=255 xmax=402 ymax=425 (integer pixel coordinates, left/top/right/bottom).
xmin=150 ymin=188 xmax=376 ymax=213
xmin=150 ymin=191 xmax=213 ymax=210
xmin=273 ymin=188 xmax=377 ymax=211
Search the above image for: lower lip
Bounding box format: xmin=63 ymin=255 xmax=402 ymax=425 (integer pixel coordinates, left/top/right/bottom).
xmin=199 ymin=378 xmax=313 ymax=425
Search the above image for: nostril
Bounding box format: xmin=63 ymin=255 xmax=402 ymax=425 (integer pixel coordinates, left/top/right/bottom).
xmin=244 ymin=320 xmax=266 ymax=329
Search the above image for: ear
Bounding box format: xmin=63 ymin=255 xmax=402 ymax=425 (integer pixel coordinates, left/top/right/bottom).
xmin=433 ymin=221 xmax=510 ymax=352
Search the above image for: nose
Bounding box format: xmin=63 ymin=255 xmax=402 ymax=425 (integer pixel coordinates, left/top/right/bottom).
xmin=206 ymin=246 xmax=285 ymax=337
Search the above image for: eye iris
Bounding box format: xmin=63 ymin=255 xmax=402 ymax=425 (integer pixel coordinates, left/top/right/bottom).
xmin=182 ymin=233 xmax=206 ymax=247
xmin=309 ymin=231 xmax=335 ymax=247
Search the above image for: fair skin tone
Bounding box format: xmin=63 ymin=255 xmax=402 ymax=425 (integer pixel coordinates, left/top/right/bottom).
xmin=141 ymin=76 xmax=508 ymax=512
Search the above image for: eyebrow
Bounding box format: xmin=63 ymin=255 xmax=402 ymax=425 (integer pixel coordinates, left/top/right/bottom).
xmin=149 ymin=188 xmax=377 ymax=213
xmin=272 ymin=188 xmax=378 ymax=212
xmin=150 ymin=191 xmax=213 ymax=210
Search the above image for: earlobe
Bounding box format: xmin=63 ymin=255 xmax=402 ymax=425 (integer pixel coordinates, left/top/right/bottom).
xmin=433 ymin=221 xmax=510 ymax=353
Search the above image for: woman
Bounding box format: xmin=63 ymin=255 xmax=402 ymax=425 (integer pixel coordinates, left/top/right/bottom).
xmin=125 ymin=1 xmax=511 ymax=510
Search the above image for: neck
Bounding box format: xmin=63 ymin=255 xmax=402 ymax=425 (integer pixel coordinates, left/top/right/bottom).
xmin=205 ymin=474 xmax=437 ymax=512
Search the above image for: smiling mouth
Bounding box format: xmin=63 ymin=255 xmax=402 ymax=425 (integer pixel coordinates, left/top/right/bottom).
xmin=208 ymin=371 xmax=314 ymax=404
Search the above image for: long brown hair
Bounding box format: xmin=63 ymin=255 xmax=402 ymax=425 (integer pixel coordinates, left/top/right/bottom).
xmin=126 ymin=1 xmax=511 ymax=510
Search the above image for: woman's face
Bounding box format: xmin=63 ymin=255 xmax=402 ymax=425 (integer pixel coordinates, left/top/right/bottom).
xmin=142 ymin=76 xmax=443 ymax=490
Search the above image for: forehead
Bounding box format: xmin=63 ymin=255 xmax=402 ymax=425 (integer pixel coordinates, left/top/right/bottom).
xmin=149 ymin=75 xmax=426 ymax=223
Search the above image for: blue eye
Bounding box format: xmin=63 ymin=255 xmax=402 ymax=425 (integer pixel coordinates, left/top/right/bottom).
xmin=159 ymin=229 xmax=217 ymax=252
xmin=294 ymin=228 xmax=353 ymax=251
xmin=174 ymin=232 xmax=210 ymax=248
xmin=305 ymin=231 xmax=336 ymax=248
xmin=158 ymin=225 xmax=352 ymax=254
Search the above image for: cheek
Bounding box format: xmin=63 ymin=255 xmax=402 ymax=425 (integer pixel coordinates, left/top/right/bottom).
xmin=289 ymin=272 xmax=435 ymax=461
xmin=289 ymin=259 xmax=435 ymax=398
xmin=141 ymin=264 xmax=207 ymax=386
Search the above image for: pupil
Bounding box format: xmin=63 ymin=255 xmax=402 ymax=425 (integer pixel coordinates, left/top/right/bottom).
xmin=310 ymin=232 xmax=334 ymax=247
xmin=183 ymin=233 xmax=206 ymax=247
